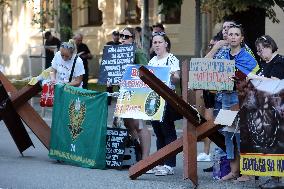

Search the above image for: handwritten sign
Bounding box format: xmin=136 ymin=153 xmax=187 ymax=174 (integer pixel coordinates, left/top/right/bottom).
xmin=188 ymin=58 xmax=235 ymax=91
xmin=98 ymin=44 xmax=136 ymax=85
xmin=106 ymin=127 xmax=128 ymax=169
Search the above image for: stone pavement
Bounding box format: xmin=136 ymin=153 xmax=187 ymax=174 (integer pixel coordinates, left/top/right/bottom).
xmin=0 ymin=97 xmax=268 ymax=189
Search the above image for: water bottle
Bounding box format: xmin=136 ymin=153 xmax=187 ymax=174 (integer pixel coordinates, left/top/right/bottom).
xmin=212 ymin=147 xmax=221 ymax=180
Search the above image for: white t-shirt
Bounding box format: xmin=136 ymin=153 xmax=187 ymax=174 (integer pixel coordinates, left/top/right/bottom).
xmin=51 ymin=51 xmax=85 ymax=87
xmin=148 ymin=53 xmax=180 ymax=89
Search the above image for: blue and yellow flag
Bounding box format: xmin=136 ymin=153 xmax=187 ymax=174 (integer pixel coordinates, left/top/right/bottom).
xmin=49 ymin=84 xmax=108 ymax=169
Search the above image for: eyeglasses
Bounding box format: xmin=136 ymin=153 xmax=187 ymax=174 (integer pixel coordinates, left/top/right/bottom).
xmin=152 ymin=31 xmax=166 ymax=37
xmin=60 ymin=53 xmax=72 ymax=60
xmin=257 ymin=36 xmax=267 ymax=41
xmin=257 ymin=47 xmax=265 ymax=55
xmin=207 ymin=44 xmax=214 ymax=49
xmin=61 ymin=42 xmax=74 ymax=49
xmin=229 ymin=24 xmax=242 ymax=28
xmin=119 ymin=34 xmax=133 ymax=40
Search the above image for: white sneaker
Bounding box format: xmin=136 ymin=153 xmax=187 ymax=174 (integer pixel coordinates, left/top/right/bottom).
xmin=197 ymin=153 xmax=211 ymax=162
xmin=145 ymin=165 xmax=162 ymax=174
xmin=155 ymin=165 xmax=174 ymax=176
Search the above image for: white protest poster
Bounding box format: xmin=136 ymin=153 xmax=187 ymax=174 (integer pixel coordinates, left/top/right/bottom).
xmin=189 ymin=58 xmax=235 ymax=91
xmin=214 ymin=109 xmax=239 ymax=126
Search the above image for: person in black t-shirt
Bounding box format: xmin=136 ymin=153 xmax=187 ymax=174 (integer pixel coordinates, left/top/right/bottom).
xmin=44 ymin=31 xmax=61 ymax=69
xmin=255 ymin=35 xmax=284 ymax=79
xmin=255 ymin=34 xmax=284 ymax=189
xmin=73 ymin=33 xmax=93 ymax=89
xmin=106 ymin=31 xmax=121 ymax=46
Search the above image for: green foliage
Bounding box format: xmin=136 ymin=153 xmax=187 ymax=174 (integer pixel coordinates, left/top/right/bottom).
xmin=21 ymin=0 xmax=90 ymax=38
xmin=202 ymin=0 xmax=284 ymax=23
xmin=0 ymin=0 xmax=10 ymax=6
xmin=158 ymin=0 xmax=183 ymax=14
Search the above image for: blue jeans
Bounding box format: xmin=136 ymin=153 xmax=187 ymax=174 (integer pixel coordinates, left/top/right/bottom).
xmin=224 ymin=131 xmax=240 ymax=160
xmin=221 ymin=91 xmax=238 ymax=110
xmin=221 ymin=91 xmax=239 ymax=159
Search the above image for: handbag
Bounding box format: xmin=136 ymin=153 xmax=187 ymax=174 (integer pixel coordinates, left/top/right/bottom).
xmin=39 ymin=55 xmax=78 ymax=107
xmin=40 ymin=83 xmax=54 ymax=107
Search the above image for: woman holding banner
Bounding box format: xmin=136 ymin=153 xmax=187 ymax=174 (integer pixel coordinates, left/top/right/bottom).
xmin=145 ymin=32 xmax=180 ymax=176
xmin=254 ymin=35 xmax=284 ymax=188
xmin=114 ymin=27 xmax=151 ymax=160
xmin=50 ymin=39 xmax=85 ymax=87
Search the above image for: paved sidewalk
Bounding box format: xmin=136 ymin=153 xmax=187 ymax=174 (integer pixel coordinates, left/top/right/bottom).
xmin=0 ymin=97 xmax=267 ymax=189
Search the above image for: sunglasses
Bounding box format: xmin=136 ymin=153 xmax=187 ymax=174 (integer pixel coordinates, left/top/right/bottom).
xmin=119 ymin=34 xmax=133 ymax=40
xmin=207 ymin=44 xmax=214 ymax=49
xmin=152 ymin=31 xmax=166 ymax=37
xmin=61 ymin=42 xmax=74 ymax=49
xmin=257 ymin=36 xmax=267 ymax=41
xmin=229 ymin=24 xmax=242 ymax=28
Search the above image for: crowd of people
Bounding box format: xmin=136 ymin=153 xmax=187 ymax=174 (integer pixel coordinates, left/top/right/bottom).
xmin=42 ymin=20 xmax=284 ymax=187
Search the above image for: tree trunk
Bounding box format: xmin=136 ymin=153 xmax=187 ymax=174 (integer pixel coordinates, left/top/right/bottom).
xmin=142 ymin=0 xmax=150 ymax=59
xmin=195 ymin=0 xmax=201 ymax=57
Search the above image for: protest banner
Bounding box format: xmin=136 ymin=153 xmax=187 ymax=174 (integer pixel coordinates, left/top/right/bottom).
xmin=189 ymin=58 xmax=235 ymax=91
xmin=239 ymin=79 xmax=284 ymax=176
xmin=114 ymin=65 xmax=170 ymax=121
xmin=106 ymin=127 xmax=128 ymax=169
xmin=49 ymin=84 xmax=108 ymax=169
xmin=98 ymin=44 xmax=136 ymax=85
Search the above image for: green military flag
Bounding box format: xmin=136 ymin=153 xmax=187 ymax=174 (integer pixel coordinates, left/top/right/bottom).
xmin=49 ymin=84 xmax=108 ymax=169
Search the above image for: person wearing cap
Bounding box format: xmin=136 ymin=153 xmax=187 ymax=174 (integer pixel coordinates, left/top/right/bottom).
xmin=44 ymin=31 xmax=61 ymax=69
xmin=106 ymin=31 xmax=122 ymax=46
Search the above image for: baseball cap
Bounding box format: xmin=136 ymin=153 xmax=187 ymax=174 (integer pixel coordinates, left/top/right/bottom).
xmin=152 ymin=23 xmax=164 ymax=30
xmin=112 ymin=31 xmax=119 ymax=36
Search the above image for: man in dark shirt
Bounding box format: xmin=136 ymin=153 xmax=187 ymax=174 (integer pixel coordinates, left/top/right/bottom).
xmin=44 ymin=31 xmax=61 ymax=69
xmin=106 ymin=31 xmax=121 ymax=45
xmin=74 ymin=33 xmax=93 ymax=89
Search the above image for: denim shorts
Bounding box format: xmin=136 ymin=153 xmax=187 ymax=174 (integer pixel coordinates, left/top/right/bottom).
xmin=224 ymin=131 xmax=240 ymax=160
xmin=221 ymin=91 xmax=239 ymax=110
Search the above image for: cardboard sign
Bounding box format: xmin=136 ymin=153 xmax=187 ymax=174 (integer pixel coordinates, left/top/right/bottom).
xmin=189 ymin=58 xmax=235 ymax=91
xmin=98 ymin=44 xmax=136 ymax=85
xmin=106 ymin=127 xmax=128 ymax=168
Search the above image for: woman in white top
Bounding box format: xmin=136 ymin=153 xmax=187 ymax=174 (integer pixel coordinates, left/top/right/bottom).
xmin=147 ymin=32 xmax=180 ymax=176
xmin=50 ymin=39 xmax=85 ymax=87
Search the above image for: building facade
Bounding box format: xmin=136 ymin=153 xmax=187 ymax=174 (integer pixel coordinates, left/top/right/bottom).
xmin=0 ymin=0 xmax=283 ymax=78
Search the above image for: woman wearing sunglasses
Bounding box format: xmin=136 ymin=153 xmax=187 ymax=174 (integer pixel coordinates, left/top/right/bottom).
xmin=145 ymin=32 xmax=180 ymax=176
xmin=50 ymin=39 xmax=85 ymax=87
xmin=117 ymin=27 xmax=151 ymax=160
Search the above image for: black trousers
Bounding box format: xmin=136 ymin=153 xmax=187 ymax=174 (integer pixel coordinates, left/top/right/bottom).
xmin=151 ymin=107 xmax=177 ymax=167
